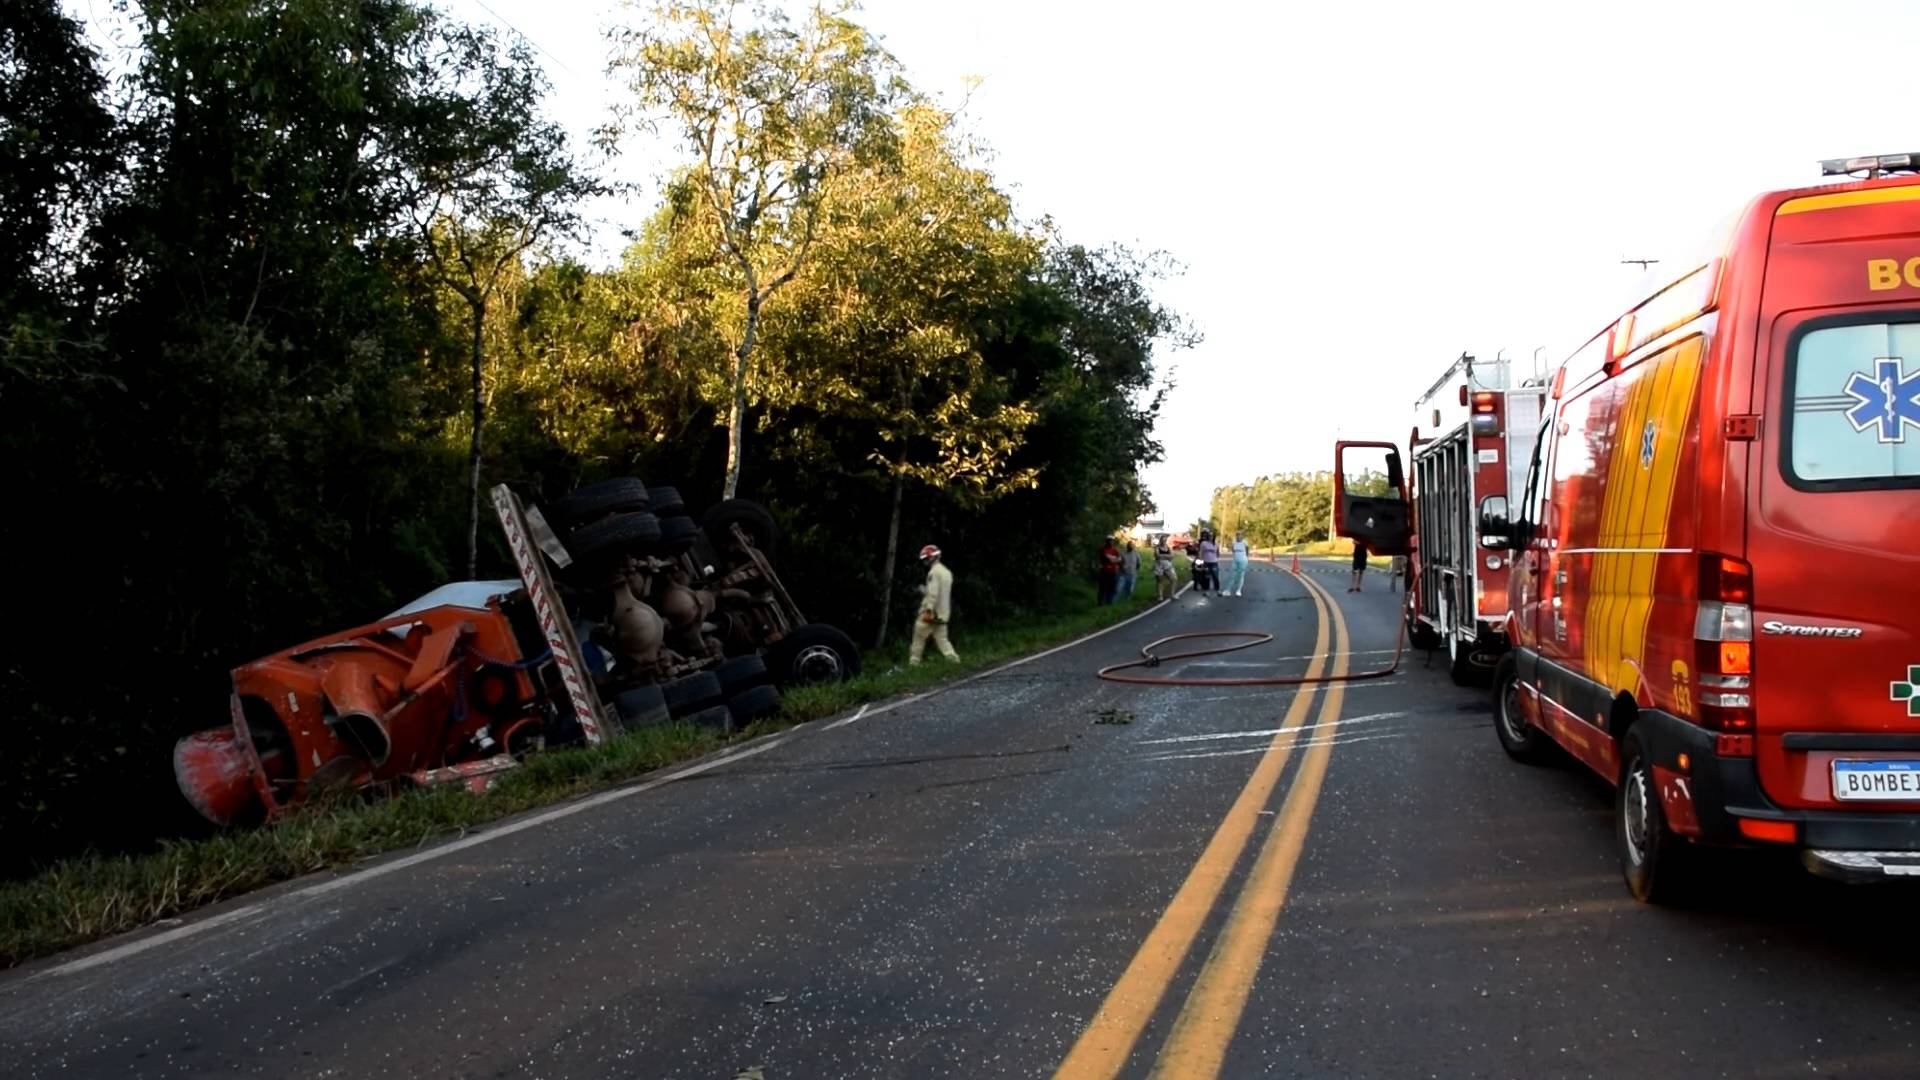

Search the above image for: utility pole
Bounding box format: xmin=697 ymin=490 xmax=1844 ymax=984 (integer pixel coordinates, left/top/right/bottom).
xmin=1622 ymin=257 xmax=1660 ymax=271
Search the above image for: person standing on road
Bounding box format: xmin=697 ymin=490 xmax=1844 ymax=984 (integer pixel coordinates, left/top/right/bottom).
xmin=910 ymin=544 xmax=959 ymax=665
xmin=1390 ymin=553 xmax=1408 ymax=592
xmin=1349 ymin=538 xmax=1369 ymax=592
xmin=1223 ymin=532 xmax=1251 ymax=597
xmin=1196 ymin=531 xmax=1219 ymax=594
xmin=1118 ymin=541 xmax=1141 ymax=600
xmin=1154 ymin=536 xmax=1178 ymax=600
xmin=1097 ymin=537 xmax=1122 ymax=605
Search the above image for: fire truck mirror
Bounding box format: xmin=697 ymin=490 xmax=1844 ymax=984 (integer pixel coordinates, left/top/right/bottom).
xmin=1477 ymin=495 xmax=1512 ymax=547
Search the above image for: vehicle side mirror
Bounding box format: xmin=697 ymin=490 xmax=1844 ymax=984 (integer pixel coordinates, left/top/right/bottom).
xmin=1385 ymin=450 xmax=1404 ymax=495
xmin=1477 ymin=495 xmax=1511 ymax=548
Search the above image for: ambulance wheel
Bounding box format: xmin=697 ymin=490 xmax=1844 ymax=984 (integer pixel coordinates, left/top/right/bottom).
xmin=1492 ymin=656 xmax=1554 ymax=765
xmin=1618 ymin=726 xmax=1697 ymax=905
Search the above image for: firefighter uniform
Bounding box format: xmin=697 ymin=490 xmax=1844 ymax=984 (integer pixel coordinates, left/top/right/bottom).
xmin=911 ymin=548 xmax=959 ymax=664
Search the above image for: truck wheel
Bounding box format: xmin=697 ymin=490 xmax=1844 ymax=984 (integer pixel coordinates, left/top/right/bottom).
xmin=1448 ymin=640 xmax=1482 ymax=687
xmin=661 ymin=672 xmax=723 ymax=718
xmin=682 ymin=703 xmax=734 ymax=732
xmin=714 ymin=654 xmax=769 ymax=694
xmin=568 ymin=511 xmax=662 ymax=562
xmin=702 ymin=498 xmax=779 ymax=554
xmin=1406 ymin=599 xmax=1440 ymax=650
xmin=767 ymin=623 xmax=861 ymax=686
xmin=647 ymin=486 xmax=686 ymax=518
xmin=658 ymin=514 xmax=699 ymax=555
xmin=1618 ymin=726 xmax=1697 ymax=905
xmin=613 ymin=684 xmax=670 ymax=729
xmin=547 ymin=477 xmax=648 ymax=530
xmin=1492 ymin=656 xmax=1554 ymax=764
xmin=727 ymin=683 xmax=783 ymax=724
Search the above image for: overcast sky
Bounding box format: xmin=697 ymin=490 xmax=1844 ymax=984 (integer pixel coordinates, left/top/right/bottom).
xmin=385 ymin=2 xmax=1920 ymax=525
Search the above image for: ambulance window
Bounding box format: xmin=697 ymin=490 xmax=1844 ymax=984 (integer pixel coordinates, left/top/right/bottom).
xmin=1788 ymin=321 xmax=1920 ymax=487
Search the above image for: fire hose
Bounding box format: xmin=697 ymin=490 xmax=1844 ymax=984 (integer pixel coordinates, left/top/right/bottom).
xmin=1095 ymin=570 xmax=1412 ymax=687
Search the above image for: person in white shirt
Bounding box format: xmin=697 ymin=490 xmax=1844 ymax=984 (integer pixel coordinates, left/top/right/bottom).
xmin=1222 ymin=533 xmax=1252 ymax=596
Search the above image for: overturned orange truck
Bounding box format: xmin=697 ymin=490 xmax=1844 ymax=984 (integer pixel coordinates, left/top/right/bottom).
xmin=175 ymin=483 xmax=860 ymax=824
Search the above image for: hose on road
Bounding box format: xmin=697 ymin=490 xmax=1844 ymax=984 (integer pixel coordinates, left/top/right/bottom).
xmin=1095 ymin=568 xmax=1410 ymax=687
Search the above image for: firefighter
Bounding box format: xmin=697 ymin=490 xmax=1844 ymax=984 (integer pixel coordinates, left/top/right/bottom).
xmin=910 ymin=544 xmax=959 ymax=665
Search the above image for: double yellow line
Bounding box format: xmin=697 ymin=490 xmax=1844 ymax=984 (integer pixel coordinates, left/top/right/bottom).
xmin=1053 ymin=570 xmax=1352 ymax=1080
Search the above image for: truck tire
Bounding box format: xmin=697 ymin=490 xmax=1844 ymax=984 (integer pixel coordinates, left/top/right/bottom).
xmin=766 ymin=623 xmax=861 ymax=686
xmin=547 ymin=477 xmax=648 ymax=531
xmin=1492 ymin=655 xmax=1554 ymax=764
xmin=568 ymin=511 xmax=662 ymax=562
xmin=613 ymin=684 xmax=670 ymax=729
xmin=658 ymin=514 xmax=699 ymax=555
xmin=702 ymin=498 xmax=779 ymax=554
xmin=661 ymin=672 xmax=723 ymax=718
xmin=1618 ymin=725 xmax=1698 ymax=905
xmin=714 ymin=654 xmax=769 ymax=694
xmin=682 ymin=703 xmax=734 ymax=732
xmin=1448 ymin=641 xmax=1483 ymax=687
xmin=727 ymin=683 xmax=783 ymax=724
xmin=647 ymin=486 xmax=686 ymax=518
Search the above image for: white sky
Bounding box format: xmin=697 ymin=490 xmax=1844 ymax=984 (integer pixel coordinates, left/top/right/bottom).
xmin=107 ymin=0 xmax=1920 ymax=529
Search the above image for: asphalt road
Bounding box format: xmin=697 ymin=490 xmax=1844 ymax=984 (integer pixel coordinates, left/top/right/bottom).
xmin=4 ymin=558 xmax=1918 ymax=1079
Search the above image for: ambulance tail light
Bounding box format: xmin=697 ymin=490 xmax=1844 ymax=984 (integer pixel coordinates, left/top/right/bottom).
xmin=1695 ymin=553 xmax=1755 ymax=732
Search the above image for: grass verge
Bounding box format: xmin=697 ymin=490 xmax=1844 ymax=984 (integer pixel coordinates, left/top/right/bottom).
xmin=0 ymin=569 xmax=1180 ymax=969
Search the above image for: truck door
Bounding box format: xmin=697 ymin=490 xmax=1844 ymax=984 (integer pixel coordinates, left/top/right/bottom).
xmin=1750 ymin=311 xmax=1920 ymax=811
xmin=1332 ymin=440 xmax=1411 ymax=556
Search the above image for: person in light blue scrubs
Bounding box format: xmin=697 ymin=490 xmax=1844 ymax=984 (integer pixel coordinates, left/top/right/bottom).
xmin=1222 ymin=532 xmax=1251 ymax=596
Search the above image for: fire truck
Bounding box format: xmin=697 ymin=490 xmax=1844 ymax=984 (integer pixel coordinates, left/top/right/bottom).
xmin=1334 ymin=352 xmax=1547 ymax=683
xmin=1407 ymin=353 xmax=1548 ymax=682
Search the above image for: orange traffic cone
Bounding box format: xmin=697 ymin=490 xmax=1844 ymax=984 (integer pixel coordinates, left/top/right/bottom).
xmin=1290 ymin=553 xmax=1300 ymax=575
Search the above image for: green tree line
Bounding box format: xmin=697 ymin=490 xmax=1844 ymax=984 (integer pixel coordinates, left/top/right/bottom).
xmin=0 ymin=0 xmax=1189 ymax=873
xmin=1207 ymin=472 xmax=1335 ymax=547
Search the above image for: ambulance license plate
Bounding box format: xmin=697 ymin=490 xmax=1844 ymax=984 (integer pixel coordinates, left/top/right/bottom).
xmin=1832 ymin=760 xmax=1920 ymax=802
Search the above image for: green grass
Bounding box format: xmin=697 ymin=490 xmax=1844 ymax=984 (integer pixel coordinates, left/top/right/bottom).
xmin=0 ymin=564 xmax=1186 ymax=969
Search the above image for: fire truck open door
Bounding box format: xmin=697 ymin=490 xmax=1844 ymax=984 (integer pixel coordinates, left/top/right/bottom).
xmin=1332 ymin=440 xmax=1411 ymax=556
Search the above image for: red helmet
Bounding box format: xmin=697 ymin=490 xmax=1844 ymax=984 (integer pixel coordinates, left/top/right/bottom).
xmin=919 ymin=544 xmax=941 ymax=560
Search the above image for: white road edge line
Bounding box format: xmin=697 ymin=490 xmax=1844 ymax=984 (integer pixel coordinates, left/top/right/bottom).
xmin=29 ymin=580 xmax=1206 ymax=979
xmin=31 ymin=735 xmax=792 ymax=982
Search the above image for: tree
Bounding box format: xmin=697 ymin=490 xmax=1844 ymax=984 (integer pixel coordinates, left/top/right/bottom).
xmin=611 ymin=0 xmax=906 ymax=498
xmin=407 ymin=25 xmax=599 ymax=575
xmin=775 ymin=104 xmax=1042 ymax=646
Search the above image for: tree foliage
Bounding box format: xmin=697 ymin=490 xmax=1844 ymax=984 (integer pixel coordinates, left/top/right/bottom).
xmin=1210 ymin=472 xmax=1336 ymax=547
xmin=611 ymin=0 xmax=905 ymax=499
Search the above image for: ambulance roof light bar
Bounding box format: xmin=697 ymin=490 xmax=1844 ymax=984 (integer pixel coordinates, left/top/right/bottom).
xmin=1821 ymin=153 xmax=1920 ymax=179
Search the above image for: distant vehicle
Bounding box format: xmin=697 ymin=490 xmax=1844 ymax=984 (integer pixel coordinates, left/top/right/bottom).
xmin=1335 ymin=353 xmax=1547 ymax=684
xmin=1453 ymin=156 xmax=1920 ymax=900
xmin=1168 ymin=533 xmax=1193 ymax=552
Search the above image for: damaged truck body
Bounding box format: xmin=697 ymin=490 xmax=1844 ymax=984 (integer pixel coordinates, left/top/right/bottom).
xmin=174 ymin=481 xmax=860 ymax=824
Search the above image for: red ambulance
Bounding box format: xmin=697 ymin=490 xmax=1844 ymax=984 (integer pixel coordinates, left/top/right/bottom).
xmin=1481 ymin=156 xmax=1920 ymax=901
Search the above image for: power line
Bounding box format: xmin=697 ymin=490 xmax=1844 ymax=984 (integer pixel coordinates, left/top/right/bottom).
xmin=458 ymin=0 xmax=575 ymax=76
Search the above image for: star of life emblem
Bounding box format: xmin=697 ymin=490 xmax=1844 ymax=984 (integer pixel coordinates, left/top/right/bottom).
xmin=1843 ymin=356 xmax=1920 ymax=444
